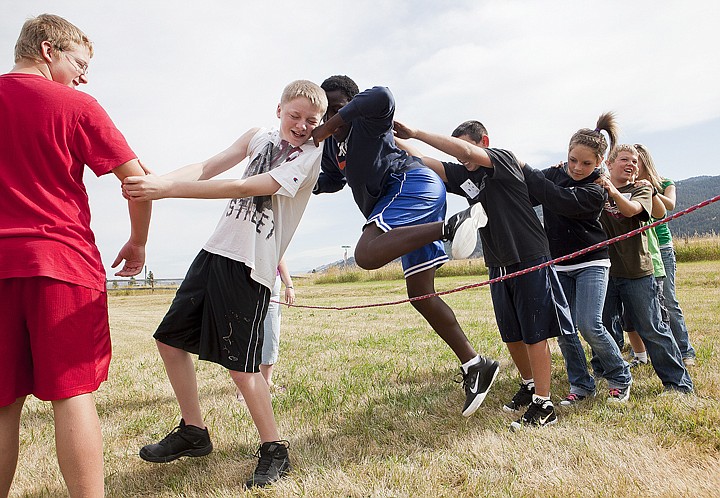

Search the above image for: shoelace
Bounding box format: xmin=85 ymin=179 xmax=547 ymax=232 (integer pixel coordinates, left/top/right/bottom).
xmin=252 ymin=441 xmax=291 ymax=475
xmin=609 ymin=388 xmax=621 ymax=398
xmin=158 ymin=424 xmax=184 ymax=446
xmin=564 ymin=393 xmax=582 ymax=402
xmin=253 ymin=449 xmax=274 ymax=475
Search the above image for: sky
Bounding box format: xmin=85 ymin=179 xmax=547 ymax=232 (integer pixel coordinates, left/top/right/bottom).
xmin=3 ymin=1 xmax=720 ymax=278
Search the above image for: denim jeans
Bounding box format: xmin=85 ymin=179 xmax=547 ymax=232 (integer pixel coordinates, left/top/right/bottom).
xmin=556 ymin=266 xmax=632 ymax=395
xmin=261 ymin=276 xmax=282 ymax=365
xmin=660 ymin=245 xmax=696 ymax=359
xmin=603 ymin=274 xmax=693 ymax=392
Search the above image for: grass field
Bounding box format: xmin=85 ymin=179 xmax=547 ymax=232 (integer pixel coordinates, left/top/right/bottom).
xmin=12 ymin=261 xmax=720 ymax=497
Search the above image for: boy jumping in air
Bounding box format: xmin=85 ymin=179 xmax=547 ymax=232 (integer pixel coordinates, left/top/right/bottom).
xmin=312 ymin=76 xmax=499 ymax=418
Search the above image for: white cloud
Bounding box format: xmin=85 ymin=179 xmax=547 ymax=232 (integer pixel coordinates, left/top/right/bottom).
xmin=4 ymin=0 xmax=720 ymax=276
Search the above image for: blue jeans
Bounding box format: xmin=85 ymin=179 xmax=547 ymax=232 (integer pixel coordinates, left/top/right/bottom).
xmin=556 ymin=266 xmax=632 ymax=395
xmin=660 ymin=245 xmax=696 ymax=359
xmin=603 ymin=274 xmax=693 ymax=392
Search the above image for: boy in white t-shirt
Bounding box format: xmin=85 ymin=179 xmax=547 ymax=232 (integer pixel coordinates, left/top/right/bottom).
xmin=123 ymin=80 xmax=327 ymax=488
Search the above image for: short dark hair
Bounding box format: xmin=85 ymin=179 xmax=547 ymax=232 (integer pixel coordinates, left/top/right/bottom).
xmin=451 ymin=120 xmax=488 ymax=144
xmin=321 ymin=75 xmax=359 ymax=101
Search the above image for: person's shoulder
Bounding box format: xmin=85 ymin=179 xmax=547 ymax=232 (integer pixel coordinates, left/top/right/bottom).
xmin=485 ymin=147 xmax=520 ymax=164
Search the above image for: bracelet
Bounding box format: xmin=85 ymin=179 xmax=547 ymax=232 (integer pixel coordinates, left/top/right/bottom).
xmin=652 ymin=187 xmax=658 ymax=197
xmin=286 ymin=286 xmax=293 ymax=289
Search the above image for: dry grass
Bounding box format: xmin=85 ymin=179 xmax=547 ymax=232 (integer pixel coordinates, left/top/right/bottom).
xmin=12 ymin=262 xmax=720 ymax=497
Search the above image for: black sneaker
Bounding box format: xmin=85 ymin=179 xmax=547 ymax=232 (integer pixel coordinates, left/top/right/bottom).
xmin=510 ymin=398 xmax=557 ymax=431
xmin=246 ymin=440 xmax=292 ymax=488
xmin=443 ymin=203 xmax=488 ymax=260
xmin=502 ymin=382 xmax=535 ymax=413
xmin=460 ymin=356 xmax=499 ymax=417
xmin=139 ymin=419 xmax=213 ymax=463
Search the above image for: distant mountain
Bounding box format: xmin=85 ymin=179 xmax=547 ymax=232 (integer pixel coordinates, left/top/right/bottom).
xmin=312 ymin=256 xmax=357 ymax=273
xmin=669 ymin=176 xmax=720 ymax=236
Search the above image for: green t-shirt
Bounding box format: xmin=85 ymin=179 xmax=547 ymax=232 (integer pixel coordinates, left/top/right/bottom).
xmin=600 ymin=182 xmax=654 ymax=279
xmin=654 ymin=178 xmax=674 ymax=246
xmin=646 ymin=222 xmax=666 ymax=278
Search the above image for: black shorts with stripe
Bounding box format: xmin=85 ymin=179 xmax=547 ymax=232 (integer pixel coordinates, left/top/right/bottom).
xmin=153 ymin=250 xmax=270 ymax=372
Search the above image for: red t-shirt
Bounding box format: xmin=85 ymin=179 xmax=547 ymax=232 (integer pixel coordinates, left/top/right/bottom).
xmin=0 ymin=73 xmax=136 ymax=291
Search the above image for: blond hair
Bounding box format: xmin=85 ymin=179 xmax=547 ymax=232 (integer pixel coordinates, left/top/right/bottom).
xmin=568 ymin=112 xmax=618 ymax=159
xmin=14 ymin=14 xmax=93 ymax=63
xmin=607 ymin=144 xmax=638 ymax=163
xmin=634 ymin=143 xmax=664 ymax=191
xmin=280 ymin=80 xmax=328 ymax=114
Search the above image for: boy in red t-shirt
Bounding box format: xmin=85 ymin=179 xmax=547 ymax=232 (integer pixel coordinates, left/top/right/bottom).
xmin=0 ymin=14 xmax=151 ymax=497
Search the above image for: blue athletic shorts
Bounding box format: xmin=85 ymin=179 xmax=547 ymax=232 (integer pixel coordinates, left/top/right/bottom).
xmin=489 ymin=256 xmax=574 ymax=344
xmin=366 ymin=167 xmax=448 ymax=278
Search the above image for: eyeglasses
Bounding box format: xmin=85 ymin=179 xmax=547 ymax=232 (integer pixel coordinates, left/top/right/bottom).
xmin=59 ymin=49 xmax=89 ymax=76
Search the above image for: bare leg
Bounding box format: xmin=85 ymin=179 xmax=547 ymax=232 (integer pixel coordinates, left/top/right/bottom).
xmin=52 ymin=394 xmax=104 ymax=498
xmin=406 ymin=268 xmax=477 ymax=363
xmin=0 ymin=397 xmax=25 ymax=498
xmin=506 ymin=341 xmax=533 ymax=380
xmin=156 ymin=340 xmax=205 ymax=428
xmin=526 ymin=340 xmax=552 ymax=398
xmin=354 ymin=224 xmax=443 ymax=270
xmin=627 ymin=331 xmax=647 ymax=354
xmin=231 ymin=371 xmax=279 ymax=443
xmin=259 ymin=364 xmax=274 ymax=387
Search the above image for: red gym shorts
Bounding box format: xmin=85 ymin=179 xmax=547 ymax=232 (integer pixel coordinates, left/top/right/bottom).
xmin=0 ymin=277 xmax=111 ymax=407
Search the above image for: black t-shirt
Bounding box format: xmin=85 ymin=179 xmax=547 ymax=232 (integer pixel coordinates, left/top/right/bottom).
xmin=443 ymin=148 xmax=549 ymax=267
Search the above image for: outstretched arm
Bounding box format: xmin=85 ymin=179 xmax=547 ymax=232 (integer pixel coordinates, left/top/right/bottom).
xmin=163 ymin=127 xmax=259 ymax=182
xmin=121 ymin=128 xmax=281 ymax=201
xmin=111 ymin=159 xmax=152 ymax=276
xmin=393 ymin=129 xmax=448 ymax=182
xmin=523 ymin=164 xmax=605 ymax=219
xmin=393 ymin=120 xmax=492 ymax=171
xmin=123 ymin=170 xmax=281 ymax=201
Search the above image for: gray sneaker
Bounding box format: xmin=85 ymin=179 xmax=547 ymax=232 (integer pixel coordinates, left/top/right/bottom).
xmin=246 ymin=440 xmax=292 ymax=488
xmin=608 ymin=385 xmax=631 ymax=403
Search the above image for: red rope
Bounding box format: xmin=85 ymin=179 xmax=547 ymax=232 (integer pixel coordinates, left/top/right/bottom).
xmin=278 ymin=194 xmax=720 ymax=311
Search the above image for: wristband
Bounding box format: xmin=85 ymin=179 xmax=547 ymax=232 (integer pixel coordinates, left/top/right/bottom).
xmin=286 ymin=286 xmax=293 ymax=289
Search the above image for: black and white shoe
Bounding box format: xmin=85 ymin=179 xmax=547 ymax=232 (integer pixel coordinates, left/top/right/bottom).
xmin=510 ymin=398 xmax=557 ymax=431
xmin=460 ymin=356 xmax=500 ymax=417
xmin=139 ymin=419 xmax=213 ymax=463
xmin=443 ymin=203 xmax=488 ymax=260
xmin=246 ymin=440 xmax=292 ymax=488
xmin=503 ymin=382 xmax=535 ymax=413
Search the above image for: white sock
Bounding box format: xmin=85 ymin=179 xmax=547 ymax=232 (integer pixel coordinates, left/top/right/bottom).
xmin=635 ymin=351 xmax=648 ymax=363
xmin=461 ymin=355 xmax=481 ymax=373
xmin=522 ymin=378 xmax=535 ymax=389
xmin=532 ymin=394 xmax=552 ymax=406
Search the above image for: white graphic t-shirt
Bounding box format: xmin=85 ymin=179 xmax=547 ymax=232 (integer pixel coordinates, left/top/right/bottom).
xmin=204 ymin=128 xmax=322 ymax=289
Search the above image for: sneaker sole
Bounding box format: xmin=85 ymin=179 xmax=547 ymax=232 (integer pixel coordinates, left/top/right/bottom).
xmin=462 ymin=361 xmax=499 ymax=417
xmin=139 ymin=443 xmax=213 ymax=463
xmin=509 ymin=417 xmax=558 ymax=432
xmin=502 ymin=403 xmax=527 ymax=414
xmin=451 ymin=203 xmax=488 ymax=260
